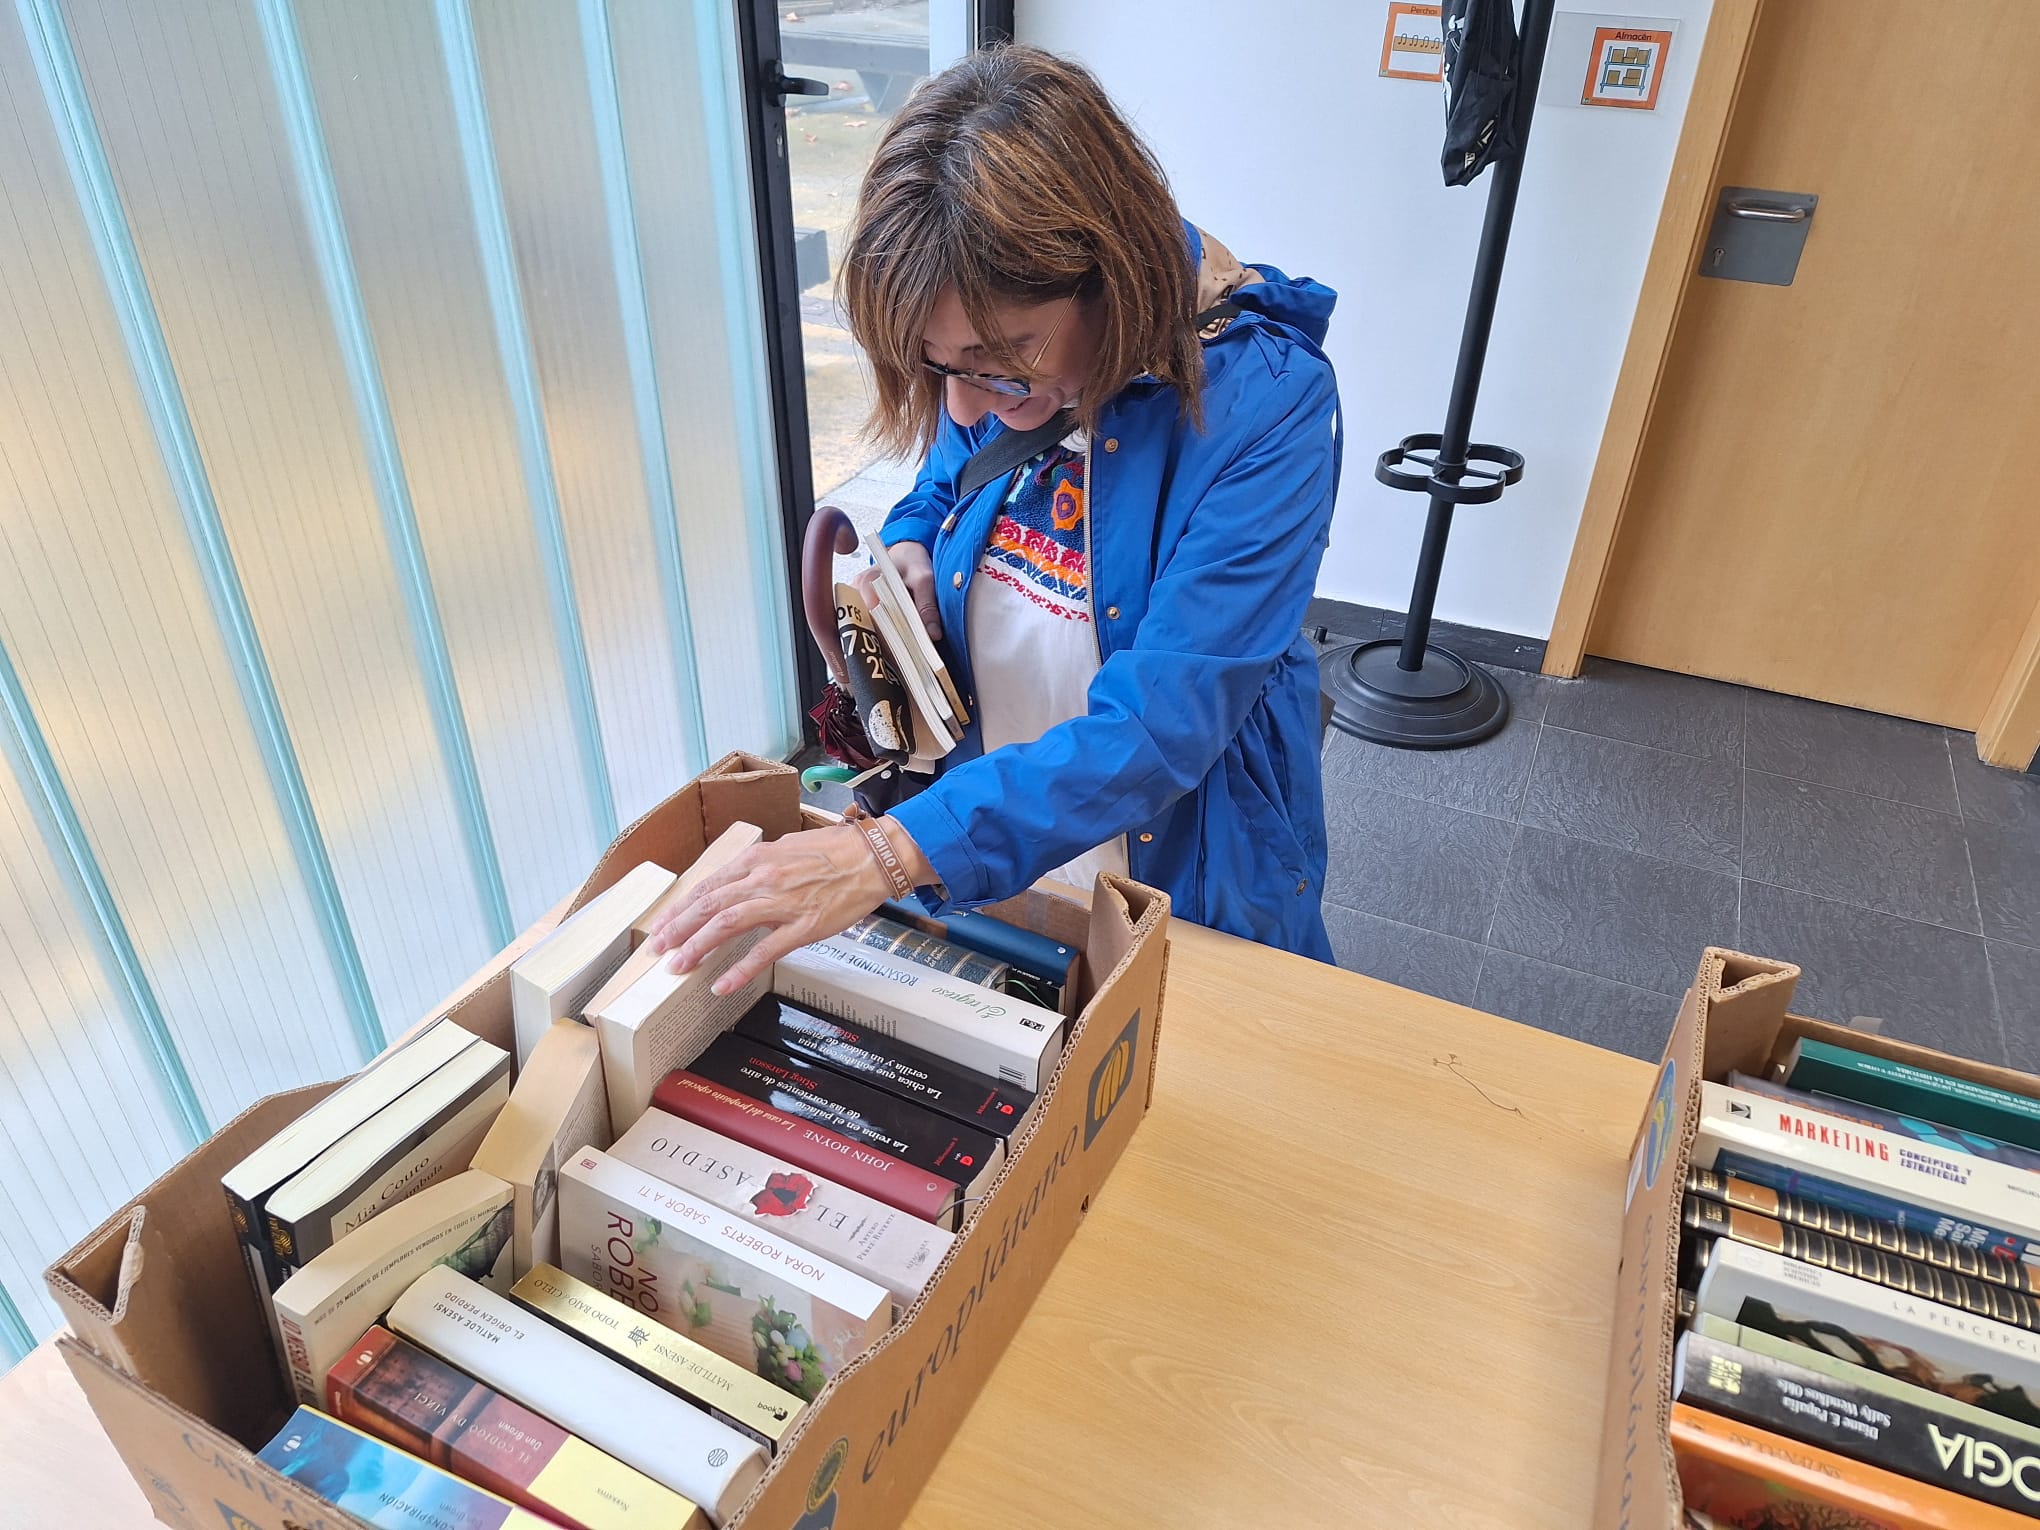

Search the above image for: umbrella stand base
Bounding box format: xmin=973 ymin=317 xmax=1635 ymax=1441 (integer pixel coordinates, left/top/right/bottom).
xmin=1321 ymin=638 xmax=1509 ymax=750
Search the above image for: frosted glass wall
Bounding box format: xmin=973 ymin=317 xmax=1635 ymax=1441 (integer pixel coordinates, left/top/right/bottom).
xmin=0 ymin=0 xmax=795 ymax=1355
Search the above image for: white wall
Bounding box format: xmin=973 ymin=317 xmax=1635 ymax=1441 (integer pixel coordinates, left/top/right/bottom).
xmin=1018 ymin=1 xmax=1712 ymax=640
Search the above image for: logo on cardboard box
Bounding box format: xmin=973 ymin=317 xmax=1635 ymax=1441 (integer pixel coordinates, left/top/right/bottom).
xmin=214 ymin=1506 xmax=262 ymax=1530
xmin=1085 ymin=1011 xmax=1141 ymax=1149
xmin=793 ymin=1435 xmax=849 ymax=1528
xmin=1625 ymin=1056 xmax=1678 ymax=1213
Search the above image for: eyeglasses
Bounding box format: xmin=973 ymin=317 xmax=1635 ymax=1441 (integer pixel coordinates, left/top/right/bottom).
xmin=922 ymin=296 xmax=1073 ymax=399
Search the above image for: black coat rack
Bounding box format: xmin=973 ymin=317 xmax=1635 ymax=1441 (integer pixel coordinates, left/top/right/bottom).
xmin=1324 ymin=0 xmax=1558 ymax=749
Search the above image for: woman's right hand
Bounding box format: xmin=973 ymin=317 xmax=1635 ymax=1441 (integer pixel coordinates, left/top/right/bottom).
xmin=856 ymin=539 xmax=942 ymax=639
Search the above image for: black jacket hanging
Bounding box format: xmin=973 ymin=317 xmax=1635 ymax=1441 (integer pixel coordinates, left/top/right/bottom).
xmin=1440 ymin=0 xmax=1521 ymax=186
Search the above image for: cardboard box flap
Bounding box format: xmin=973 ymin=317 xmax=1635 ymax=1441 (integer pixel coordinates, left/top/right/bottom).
xmin=47 ymin=1084 xmax=336 ymax=1446
xmin=1696 ymin=947 xmax=1800 ymax=1084
xmin=569 ymin=754 xmax=799 ymax=916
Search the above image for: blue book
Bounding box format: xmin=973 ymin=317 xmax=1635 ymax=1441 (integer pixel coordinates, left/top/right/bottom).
xmin=1714 ymin=1148 xmax=2040 ymax=1264
xmin=257 ymin=1406 xmax=552 ymax=1529
xmin=1728 ymin=1069 xmax=2040 ymax=1173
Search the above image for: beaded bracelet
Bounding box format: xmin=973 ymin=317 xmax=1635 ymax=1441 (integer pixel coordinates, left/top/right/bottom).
xmin=845 ymin=805 xmax=913 ymax=899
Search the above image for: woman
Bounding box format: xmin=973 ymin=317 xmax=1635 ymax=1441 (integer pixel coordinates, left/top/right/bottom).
xmin=653 ymin=44 xmax=1340 ymax=987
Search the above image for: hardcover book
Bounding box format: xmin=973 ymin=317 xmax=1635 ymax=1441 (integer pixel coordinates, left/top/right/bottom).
xmin=264 ymin=1033 xmax=511 ymax=1277
xmin=510 ymin=1262 xmax=806 ymax=1452
xmin=774 ymin=936 xmax=1063 ymax=1091
xmin=555 ymin=1145 xmax=890 ymax=1398
xmin=510 ymin=860 xmax=677 ymax=1065
xmin=1687 ymin=1163 xmax=2040 ymax=1293
xmin=1694 ymin=1078 xmax=2040 ymax=1261
xmin=681 ymin=1033 xmax=1002 ymax=1209
xmin=1672 ymin=1399 xmax=2034 ymax=1528
xmin=874 ymin=900 xmax=1077 ymax=1013
xmin=1781 ymin=1037 xmax=2040 ymax=1155
xmin=586 ymin=823 xmax=770 ymax=1137
xmin=1683 ymin=1192 xmax=2040 ymax=1331
xmin=650 ymin=1069 xmax=962 ymax=1228
xmin=1676 ymin=1328 xmax=2040 ymax=1516
xmin=222 ymin=1017 xmax=480 ymax=1377
xmin=257 ymin=1405 xmax=556 ymax=1530
xmin=326 ymin=1324 xmax=707 ymax=1530
xmin=607 ymin=1106 xmax=953 ymax=1306
xmin=386 ymin=1267 xmax=767 ymax=1524
xmin=470 ymin=1018 xmax=611 ymax=1278
xmin=1729 ymin=1067 xmax=2040 ymax=1174
xmin=734 ymin=996 xmax=1037 ymax=1141
xmin=273 ymin=1168 xmax=513 ymax=1406
xmin=840 ymin=912 xmax=1009 ymax=988
xmin=1696 ymin=1236 xmax=2040 ymax=1428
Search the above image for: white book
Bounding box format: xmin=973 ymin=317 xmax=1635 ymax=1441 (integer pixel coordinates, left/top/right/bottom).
xmin=1695 ymin=1079 xmax=2040 ymax=1253
xmin=264 ymin=1035 xmax=510 ymax=1276
xmin=469 ymin=1018 xmax=611 ymax=1278
xmin=388 ymin=1266 xmax=766 ymax=1526
xmin=587 ymin=825 xmax=769 ymax=1136
xmin=867 ymin=581 xmax=955 ymax=731
xmin=609 ymin=1108 xmax=953 ymax=1309
xmin=774 ymin=937 xmax=1063 ymax=1092
xmin=863 ymin=531 xmax=966 ymax=724
xmin=1696 ymin=1237 xmax=2040 ymax=1421
xmin=271 ymin=1168 xmax=512 ymax=1406
xmin=867 ymin=590 xmax=957 ymax=762
xmin=511 ymin=861 xmax=677 ymax=1065
xmin=557 ymin=1146 xmax=890 ymax=1396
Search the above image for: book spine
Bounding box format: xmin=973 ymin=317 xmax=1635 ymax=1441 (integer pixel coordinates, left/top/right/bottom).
xmin=1678 ymin=1331 xmax=2040 ymax=1517
xmin=651 ymin=1070 xmax=957 ymax=1227
xmin=879 ymin=902 xmax=1075 ymax=991
xmin=1715 ymin=1147 xmax=2040 ymax=1263
xmin=1730 ymin=1068 xmax=2040 ymax=1174
xmin=841 ymin=915 xmax=1007 ymax=987
xmin=735 ymin=998 xmax=1034 ymax=1140
xmin=1696 ymin=1238 xmax=2040 ymax=1429
xmin=1684 ymin=1193 xmax=2040 ymax=1331
xmin=510 ymin=1263 xmax=805 ymax=1452
xmin=1688 ymin=1164 xmax=2040 ymax=1292
xmin=1787 ymin=1040 xmax=2040 ymax=1154
xmin=689 ymin=1033 xmax=999 ymax=1185
xmin=388 ymin=1268 xmax=765 ymax=1522
xmin=225 ymin=1185 xmax=296 ymax=1391
xmin=776 ymin=938 xmax=1059 ymax=1091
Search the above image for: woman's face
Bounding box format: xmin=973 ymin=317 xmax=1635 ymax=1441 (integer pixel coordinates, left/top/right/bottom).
xmin=921 ymin=285 xmax=1101 ymax=435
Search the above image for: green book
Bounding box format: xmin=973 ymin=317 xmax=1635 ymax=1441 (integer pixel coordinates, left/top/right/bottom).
xmin=1780 ymin=1036 xmax=2040 ymax=1153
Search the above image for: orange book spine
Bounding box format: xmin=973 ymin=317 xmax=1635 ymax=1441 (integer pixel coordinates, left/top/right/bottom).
xmin=1671 ymin=1402 xmax=2036 ymax=1528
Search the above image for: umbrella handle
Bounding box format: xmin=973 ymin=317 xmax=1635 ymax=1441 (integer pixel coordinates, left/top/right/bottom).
xmin=802 ymin=505 xmax=862 ymax=686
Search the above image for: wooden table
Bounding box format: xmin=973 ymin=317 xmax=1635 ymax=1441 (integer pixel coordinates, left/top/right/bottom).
xmin=0 ymin=922 xmax=1655 ymax=1529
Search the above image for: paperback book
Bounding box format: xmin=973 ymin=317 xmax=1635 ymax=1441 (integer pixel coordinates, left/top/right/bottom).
xmin=734 ymin=995 xmax=1037 ymax=1141
xmin=607 ymin=1105 xmax=954 ymax=1306
xmin=273 ymin=1168 xmax=513 ymax=1406
xmin=1729 ymin=1067 xmax=2040 ymax=1174
xmin=327 ymin=1323 xmax=707 ymax=1530
xmin=264 ymin=1034 xmax=511 ymax=1276
xmin=387 ymin=1267 xmax=767 ymax=1524
xmin=839 ymin=912 xmax=1008 ymax=988
xmin=650 ymin=1068 xmax=963 ymax=1228
xmin=1781 ymin=1037 xmax=2040 ymax=1155
xmin=876 ymin=901 xmax=1077 ymax=1015
xmin=470 ymin=1017 xmax=612 ymax=1278
xmin=510 ymin=1262 xmax=806 ymax=1451
xmin=510 ymin=861 xmax=677 ymax=1065
xmin=555 ymin=1145 xmax=890 ymax=1398
xmin=257 ymin=1405 xmax=556 ymax=1530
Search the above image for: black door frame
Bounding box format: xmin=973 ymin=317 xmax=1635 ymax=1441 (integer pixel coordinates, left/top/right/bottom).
xmin=736 ymin=1 xmax=1013 ymax=736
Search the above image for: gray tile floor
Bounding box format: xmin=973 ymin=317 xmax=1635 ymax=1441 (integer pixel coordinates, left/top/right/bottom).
xmin=1321 ymin=658 xmax=2040 ymax=1066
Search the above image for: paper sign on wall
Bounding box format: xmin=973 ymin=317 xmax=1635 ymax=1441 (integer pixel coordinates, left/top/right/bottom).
xmin=1379 ymin=2 xmax=1444 ymax=83
xmin=1583 ymin=25 xmax=1672 ymax=109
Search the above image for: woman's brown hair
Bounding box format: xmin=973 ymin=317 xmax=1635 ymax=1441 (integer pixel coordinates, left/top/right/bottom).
xmin=840 ymin=44 xmax=1201 ymax=458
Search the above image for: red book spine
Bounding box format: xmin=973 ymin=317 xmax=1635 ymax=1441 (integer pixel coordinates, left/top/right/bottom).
xmin=652 ymin=1069 xmax=959 ymax=1228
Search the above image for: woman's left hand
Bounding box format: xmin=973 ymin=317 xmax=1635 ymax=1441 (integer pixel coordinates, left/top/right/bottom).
xmin=645 ymin=824 xmax=908 ymax=995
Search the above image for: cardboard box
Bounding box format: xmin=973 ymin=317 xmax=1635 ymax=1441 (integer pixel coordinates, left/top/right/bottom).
xmin=1592 ymin=945 xmax=2040 ymax=1528
xmin=46 ymin=754 xmax=1171 ymax=1530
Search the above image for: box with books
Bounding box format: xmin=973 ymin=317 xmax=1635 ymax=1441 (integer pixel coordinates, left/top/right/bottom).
xmin=1594 ymin=945 xmax=2040 ymax=1528
xmin=45 ymin=752 xmax=1169 ymax=1530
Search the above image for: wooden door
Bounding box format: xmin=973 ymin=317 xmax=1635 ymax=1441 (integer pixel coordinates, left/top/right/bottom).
xmin=1582 ymin=0 xmax=2040 ymax=731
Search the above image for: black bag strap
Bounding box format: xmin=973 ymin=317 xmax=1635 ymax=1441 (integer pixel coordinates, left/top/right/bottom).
xmin=955 ymin=408 xmax=1077 ymax=501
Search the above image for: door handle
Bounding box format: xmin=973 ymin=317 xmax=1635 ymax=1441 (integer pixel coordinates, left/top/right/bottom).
xmin=764 ymin=59 xmax=829 ymax=107
xmin=1727 ymin=199 xmax=1809 ymax=224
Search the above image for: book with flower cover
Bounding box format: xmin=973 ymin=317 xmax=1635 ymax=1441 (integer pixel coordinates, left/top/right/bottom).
xmin=326 ymin=1324 xmax=707 ymax=1530
xmin=607 ymin=1105 xmax=952 ymax=1306
xmin=555 ymin=1144 xmax=890 ymax=1401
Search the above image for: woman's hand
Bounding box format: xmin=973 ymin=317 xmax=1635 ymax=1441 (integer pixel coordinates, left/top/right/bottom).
xmin=855 ymin=539 xmax=942 ymax=639
xmin=645 ymin=819 xmax=935 ymax=995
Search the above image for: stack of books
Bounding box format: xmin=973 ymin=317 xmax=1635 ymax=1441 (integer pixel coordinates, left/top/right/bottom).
xmin=221 ymin=839 xmax=1079 ymax=1530
xmin=1670 ymin=1034 xmax=2040 ymax=1526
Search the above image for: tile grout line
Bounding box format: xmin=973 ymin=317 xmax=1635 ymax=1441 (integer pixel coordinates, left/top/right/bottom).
xmin=1738 ymin=874 xmax=1992 ymax=943
xmin=1982 ymin=936 xmax=2013 ymax=1069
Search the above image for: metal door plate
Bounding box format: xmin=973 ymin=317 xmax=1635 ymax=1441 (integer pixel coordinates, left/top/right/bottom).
xmin=1698 ymin=186 xmax=1819 ymax=286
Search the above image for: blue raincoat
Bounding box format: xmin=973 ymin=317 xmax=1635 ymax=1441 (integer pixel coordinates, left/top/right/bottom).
xmin=884 ymin=224 xmax=1341 ymax=960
